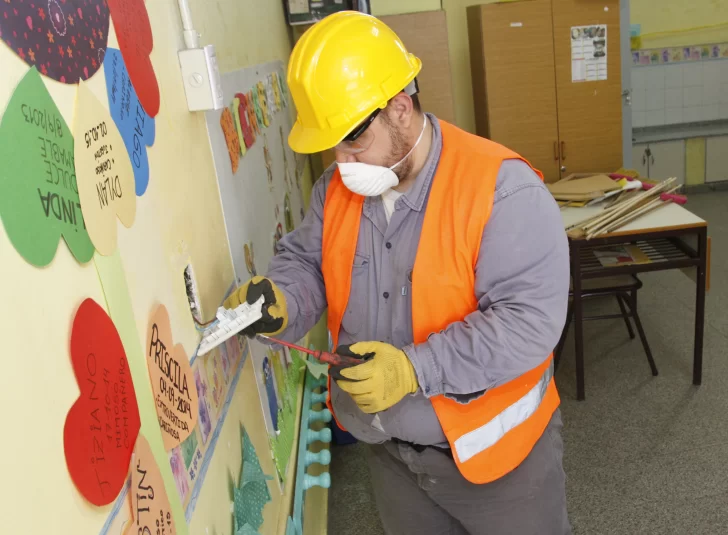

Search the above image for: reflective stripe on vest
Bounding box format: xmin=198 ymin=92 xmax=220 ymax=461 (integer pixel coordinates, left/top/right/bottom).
xmin=454 ymin=361 xmax=553 ymax=463
xmin=322 ymin=119 xmax=560 ymax=484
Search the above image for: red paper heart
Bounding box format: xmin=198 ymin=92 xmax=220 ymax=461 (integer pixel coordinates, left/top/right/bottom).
xmin=107 ymin=0 xmax=159 ymax=117
xmin=63 ymin=298 xmax=142 ymax=506
xmin=235 ymin=93 xmax=255 ymax=149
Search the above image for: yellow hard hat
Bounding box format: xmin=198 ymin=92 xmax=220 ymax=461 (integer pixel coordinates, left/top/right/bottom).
xmin=287 ymin=11 xmax=422 ymax=154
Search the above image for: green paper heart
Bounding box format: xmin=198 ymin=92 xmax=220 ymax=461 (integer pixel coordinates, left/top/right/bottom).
xmin=0 ymin=68 xmax=94 ymax=266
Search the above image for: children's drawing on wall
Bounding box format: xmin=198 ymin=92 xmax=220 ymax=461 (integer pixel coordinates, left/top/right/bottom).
xmin=0 ymin=0 xmax=111 ymax=83
xmin=244 ymin=242 xmax=257 ymax=276
xmin=272 ymin=222 xmax=283 ymax=255
xmin=219 ymin=337 xmax=233 ymax=381
xmin=170 ymin=447 xmax=190 ymax=502
xmin=203 ymin=349 xmax=224 ymax=415
xmin=269 ymin=348 xmax=287 ymax=405
xmin=263 ymin=355 xmax=280 ymax=431
xmin=280 ymin=125 xmax=294 ymax=192
xmin=181 ymin=431 xmax=199 ymax=470
xmin=263 ymin=133 xmax=274 ymax=190
xmin=194 ymin=367 xmax=213 ymax=444
xmin=284 ymin=193 xmax=295 ymax=232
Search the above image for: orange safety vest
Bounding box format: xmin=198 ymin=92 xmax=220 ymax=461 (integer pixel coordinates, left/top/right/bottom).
xmin=321 ymin=120 xmax=560 ymax=484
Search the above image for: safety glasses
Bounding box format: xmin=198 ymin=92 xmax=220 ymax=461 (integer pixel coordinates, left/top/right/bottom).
xmin=335 ymin=108 xmax=381 ymax=154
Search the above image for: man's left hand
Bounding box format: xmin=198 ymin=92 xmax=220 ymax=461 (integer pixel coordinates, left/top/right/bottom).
xmin=335 ymin=341 xmax=419 ymax=414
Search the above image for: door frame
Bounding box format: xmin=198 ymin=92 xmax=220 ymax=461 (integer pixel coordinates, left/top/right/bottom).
xmin=620 ymin=0 xmax=632 ymax=168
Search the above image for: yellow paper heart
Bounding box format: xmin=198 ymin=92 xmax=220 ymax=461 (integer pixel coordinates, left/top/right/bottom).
xmin=74 ymin=81 xmax=136 ymax=256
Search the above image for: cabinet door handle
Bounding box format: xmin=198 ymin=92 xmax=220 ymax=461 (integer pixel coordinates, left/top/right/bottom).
xmin=554 ymin=141 xmax=559 ymax=161
xmin=560 ymin=141 xmax=566 ymax=161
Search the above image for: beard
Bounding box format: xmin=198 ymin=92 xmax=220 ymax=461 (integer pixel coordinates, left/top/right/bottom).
xmin=382 ymin=116 xmax=415 ymax=181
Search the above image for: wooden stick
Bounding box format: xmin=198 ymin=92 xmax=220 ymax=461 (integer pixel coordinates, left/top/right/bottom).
xmin=584 ymin=178 xmax=675 ymax=234
xmin=564 ymin=178 xmax=676 ymax=234
xmin=588 ymin=199 xmax=672 ymax=238
xmin=592 ymin=198 xmax=663 ymax=236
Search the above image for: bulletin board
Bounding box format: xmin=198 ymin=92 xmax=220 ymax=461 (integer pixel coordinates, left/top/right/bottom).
xmin=205 ymin=61 xmax=305 ymax=293
xmin=203 ymin=58 xmax=310 ymax=503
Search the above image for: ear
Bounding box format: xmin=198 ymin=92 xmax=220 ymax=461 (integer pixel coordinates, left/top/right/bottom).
xmin=387 ymin=93 xmax=415 ymax=128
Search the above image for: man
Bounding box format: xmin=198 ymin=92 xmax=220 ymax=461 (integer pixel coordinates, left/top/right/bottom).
xmin=225 ymin=11 xmax=571 ymax=534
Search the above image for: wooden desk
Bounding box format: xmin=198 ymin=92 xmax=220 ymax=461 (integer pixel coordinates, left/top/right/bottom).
xmin=561 ymin=203 xmax=709 ymax=400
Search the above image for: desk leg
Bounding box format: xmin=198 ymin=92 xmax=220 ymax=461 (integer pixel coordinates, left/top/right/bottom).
xmin=571 ymin=242 xmax=585 ymax=401
xmin=694 ymin=228 xmax=707 ymax=385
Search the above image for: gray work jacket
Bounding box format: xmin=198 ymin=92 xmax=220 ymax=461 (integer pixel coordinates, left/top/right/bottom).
xmin=266 ymin=114 xmax=569 ymax=445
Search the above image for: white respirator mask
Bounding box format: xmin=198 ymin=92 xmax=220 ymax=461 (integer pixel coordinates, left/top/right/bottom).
xmin=338 ymin=116 xmax=428 ymax=197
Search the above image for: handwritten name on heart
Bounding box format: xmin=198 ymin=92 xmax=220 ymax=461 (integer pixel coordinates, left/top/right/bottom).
xmin=63 ymin=298 xmax=141 ymax=506
xmin=104 ymin=48 xmax=156 ymax=196
xmin=124 ymin=434 xmax=176 ymax=535
xmin=74 ymin=81 xmax=136 ymax=256
xmin=107 ymin=0 xmax=159 ymax=117
xmin=146 ymin=304 xmax=199 ymax=450
xmin=0 ymin=68 xmax=95 ymax=266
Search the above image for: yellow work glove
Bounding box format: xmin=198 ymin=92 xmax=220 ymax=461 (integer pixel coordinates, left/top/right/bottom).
xmin=223 ymin=276 xmax=288 ymax=336
xmin=335 ymin=341 xmax=419 ymax=414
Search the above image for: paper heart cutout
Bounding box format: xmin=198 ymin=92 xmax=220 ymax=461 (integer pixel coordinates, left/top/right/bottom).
xmin=107 ymin=0 xmax=160 ymax=117
xmin=220 ymin=108 xmax=241 ymax=174
xmin=74 ymin=81 xmax=136 ymax=256
xmin=0 ymin=67 xmax=95 ymax=266
xmin=146 ymin=304 xmax=199 ymax=450
xmin=0 ymin=0 xmax=110 ymax=83
xmin=271 ymin=73 xmax=282 ymax=111
xmin=265 ymin=75 xmax=278 ymax=114
xmin=256 ymin=81 xmax=270 ymax=127
xmin=124 ymin=434 xmax=177 ymax=535
xmin=234 ymin=93 xmax=255 ymax=149
xmin=250 ymin=89 xmax=264 ymax=133
xmin=231 ymin=98 xmax=247 ymax=157
xmin=63 ymin=298 xmax=142 ymax=506
xmin=104 ymin=48 xmax=156 ymax=196
xmin=232 ymin=97 xmax=249 ymax=154
xmin=277 ymin=72 xmax=289 ymax=108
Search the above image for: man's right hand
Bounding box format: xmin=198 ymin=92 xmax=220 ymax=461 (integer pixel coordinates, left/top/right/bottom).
xmin=224 ymin=276 xmax=288 ymax=337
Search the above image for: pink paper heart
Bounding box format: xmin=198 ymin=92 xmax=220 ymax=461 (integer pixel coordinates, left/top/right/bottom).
xmin=77 ymin=7 xmax=84 ymax=19
xmin=25 ymin=16 xmax=32 ymax=30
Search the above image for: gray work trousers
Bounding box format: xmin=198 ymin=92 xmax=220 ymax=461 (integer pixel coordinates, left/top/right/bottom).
xmin=366 ymin=410 xmax=571 ymax=535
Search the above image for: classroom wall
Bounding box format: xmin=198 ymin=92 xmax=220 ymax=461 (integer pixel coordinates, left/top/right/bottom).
xmin=631 ymin=0 xmax=728 ymax=48
xmin=372 ymin=0 xmax=728 ymax=134
xmin=0 ymin=0 xmax=301 ymax=533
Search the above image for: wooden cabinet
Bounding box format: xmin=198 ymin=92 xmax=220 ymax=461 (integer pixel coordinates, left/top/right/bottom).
xmin=467 ymin=0 xmax=622 ymax=183
xmin=632 ymin=141 xmax=686 ymax=185
xmin=706 ymin=136 xmax=728 ymax=183
xmin=649 ymin=141 xmax=685 ymax=184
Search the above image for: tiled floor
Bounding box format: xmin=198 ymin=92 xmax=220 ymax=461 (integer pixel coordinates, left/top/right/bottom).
xmin=328 ymin=191 xmax=728 ymax=534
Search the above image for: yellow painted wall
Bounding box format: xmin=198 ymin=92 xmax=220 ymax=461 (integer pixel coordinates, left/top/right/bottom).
xmin=370 ymin=0 xmax=441 ymax=17
xmin=632 ymin=0 xmax=728 ymax=48
xmin=686 ymin=138 xmax=707 ymax=186
xmin=0 ymin=0 xmax=302 ymax=533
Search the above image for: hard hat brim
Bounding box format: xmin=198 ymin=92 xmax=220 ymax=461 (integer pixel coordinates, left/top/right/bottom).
xmin=287 ymin=117 xmax=355 ymax=155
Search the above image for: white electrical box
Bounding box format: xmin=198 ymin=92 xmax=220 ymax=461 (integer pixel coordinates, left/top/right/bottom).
xmin=178 ymin=44 xmax=224 ymax=112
